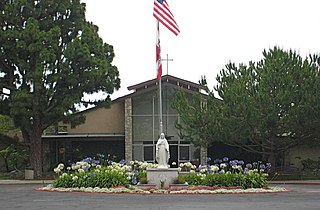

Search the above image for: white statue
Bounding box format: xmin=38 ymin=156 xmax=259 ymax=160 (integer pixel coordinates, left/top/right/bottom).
xmin=156 ymin=133 xmax=170 ymax=168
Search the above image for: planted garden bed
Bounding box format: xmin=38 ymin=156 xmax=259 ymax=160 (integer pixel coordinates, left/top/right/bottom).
xmin=39 ymin=155 xmax=286 ymax=194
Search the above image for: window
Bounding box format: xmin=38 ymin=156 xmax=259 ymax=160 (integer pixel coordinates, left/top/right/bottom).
xmin=179 ymin=146 xmax=189 ymax=161
xmin=143 ymin=145 xmax=154 ymax=162
xmin=133 ymin=144 xmax=143 ymax=161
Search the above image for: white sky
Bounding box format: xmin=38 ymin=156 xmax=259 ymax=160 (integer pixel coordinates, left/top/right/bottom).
xmin=81 ymin=0 xmax=320 ymax=100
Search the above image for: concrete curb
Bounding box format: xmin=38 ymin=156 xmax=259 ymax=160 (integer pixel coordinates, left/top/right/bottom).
xmin=269 ymin=180 xmax=320 ymax=185
xmin=0 ymin=180 xmax=54 ymax=185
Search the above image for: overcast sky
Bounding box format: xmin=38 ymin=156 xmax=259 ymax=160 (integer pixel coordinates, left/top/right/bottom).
xmin=81 ymin=0 xmax=320 ymax=100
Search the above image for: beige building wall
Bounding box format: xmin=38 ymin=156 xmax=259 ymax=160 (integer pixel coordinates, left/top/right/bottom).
xmin=67 ymin=100 xmax=125 ymax=134
xmin=287 ymin=145 xmax=320 ymax=169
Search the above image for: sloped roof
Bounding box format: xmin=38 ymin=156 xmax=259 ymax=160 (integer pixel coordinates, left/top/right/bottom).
xmin=127 ymin=74 xmax=204 ymax=93
xmin=74 ymin=75 xmax=206 ymax=114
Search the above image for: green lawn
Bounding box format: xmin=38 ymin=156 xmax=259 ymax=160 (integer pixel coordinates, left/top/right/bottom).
xmin=0 ymin=175 xmax=11 ymax=180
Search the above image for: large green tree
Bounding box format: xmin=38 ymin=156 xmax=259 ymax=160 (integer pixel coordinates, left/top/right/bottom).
xmin=0 ymin=115 xmax=28 ymax=173
xmin=172 ymin=80 xmax=221 ymax=148
xmin=0 ymin=114 xmax=15 ymax=134
xmin=0 ymin=0 xmax=120 ymax=178
xmin=173 ymin=47 xmax=320 ymax=166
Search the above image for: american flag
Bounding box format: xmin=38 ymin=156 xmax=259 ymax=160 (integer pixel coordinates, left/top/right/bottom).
xmin=153 ymin=0 xmax=180 ymax=36
xmin=156 ymin=23 xmax=162 ymax=80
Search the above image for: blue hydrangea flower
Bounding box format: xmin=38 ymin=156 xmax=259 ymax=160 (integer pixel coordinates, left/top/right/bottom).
xmin=131 ymin=177 xmax=137 ymax=185
xmin=213 ymin=159 xmax=220 ymax=164
xmin=246 ymin=163 xmax=252 ymax=169
xmin=229 ymin=160 xmax=237 ymax=166
xmin=260 ymin=164 xmax=266 ymax=169
xmin=82 ymin=157 xmax=92 ymax=163
xmin=219 ymin=169 xmax=225 ymax=174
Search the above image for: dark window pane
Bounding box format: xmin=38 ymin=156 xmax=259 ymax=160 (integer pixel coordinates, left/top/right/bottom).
xmin=133 ymin=144 xmax=143 ymax=161
xmin=132 ymin=116 xmax=153 ymax=142
xmin=144 ymin=146 xmax=154 ymax=161
xmin=179 ymin=146 xmax=189 ymax=160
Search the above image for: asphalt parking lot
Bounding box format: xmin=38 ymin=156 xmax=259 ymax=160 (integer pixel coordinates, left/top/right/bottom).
xmin=0 ymin=183 xmax=319 ymax=210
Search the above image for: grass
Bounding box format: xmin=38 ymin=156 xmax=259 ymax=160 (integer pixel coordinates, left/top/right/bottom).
xmin=0 ymin=175 xmax=11 ymax=180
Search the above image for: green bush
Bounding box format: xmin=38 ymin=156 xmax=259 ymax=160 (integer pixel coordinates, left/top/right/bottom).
xmin=52 ymin=157 xmax=158 ymax=188
xmin=53 ymin=174 xmax=74 ymax=188
xmin=53 ymin=167 xmax=130 ymax=188
xmin=137 ymin=170 xmax=147 ymax=181
xmin=52 ymin=156 xmax=270 ymax=189
xmin=184 ymin=173 xmax=204 ymax=186
xmin=177 ymin=174 xmax=187 ymax=184
xmin=184 ymin=172 xmax=268 ymax=189
xmin=179 ymin=157 xmax=271 ymax=189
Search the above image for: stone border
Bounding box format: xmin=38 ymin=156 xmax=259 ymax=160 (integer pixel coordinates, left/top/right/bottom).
xmin=35 ymin=185 xmax=291 ymax=195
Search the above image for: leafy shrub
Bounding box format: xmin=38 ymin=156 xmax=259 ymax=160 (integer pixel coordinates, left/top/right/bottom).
xmin=52 ymin=155 xmax=270 ymax=189
xmin=180 ymin=157 xmax=271 ymax=189
xmin=52 ymin=173 xmax=73 ymax=188
xmin=177 ymin=174 xmax=187 ymax=184
xmin=53 ymin=166 xmax=130 ymax=188
xmin=184 ymin=173 xmax=203 ymax=186
xmin=183 ymin=173 xmax=268 ymax=189
xmin=203 ymin=173 xmax=268 ymax=189
xmin=136 ymin=170 xmax=147 ymax=184
xmin=52 ymin=156 xmax=157 ymax=188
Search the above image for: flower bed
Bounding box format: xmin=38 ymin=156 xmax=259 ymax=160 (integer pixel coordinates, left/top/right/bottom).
xmin=50 ymin=155 xmax=274 ymax=191
xmin=37 ymin=184 xmax=289 ymax=194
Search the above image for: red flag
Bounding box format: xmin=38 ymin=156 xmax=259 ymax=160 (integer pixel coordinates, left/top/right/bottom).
xmin=156 ymin=23 xmax=162 ymax=80
xmin=153 ymin=0 xmax=180 ymax=36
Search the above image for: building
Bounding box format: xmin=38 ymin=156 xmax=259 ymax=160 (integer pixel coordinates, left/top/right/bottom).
xmin=42 ymin=75 xmax=206 ymax=171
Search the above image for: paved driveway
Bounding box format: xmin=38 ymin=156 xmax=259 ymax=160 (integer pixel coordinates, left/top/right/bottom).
xmin=0 ymin=183 xmax=319 ymax=210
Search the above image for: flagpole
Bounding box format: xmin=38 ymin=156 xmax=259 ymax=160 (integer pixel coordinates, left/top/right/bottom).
xmin=157 ymin=20 xmax=163 ymax=135
xmin=154 ymin=0 xmax=179 ymax=136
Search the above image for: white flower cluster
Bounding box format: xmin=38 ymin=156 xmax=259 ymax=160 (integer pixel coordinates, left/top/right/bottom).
xmin=178 ymin=162 xmax=197 ymax=172
xmin=175 ymin=158 xmax=270 ymax=176
xmin=72 ymin=161 xmax=91 ymax=172
xmin=72 ymin=175 xmax=78 ymax=181
xmin=53 ymin=163 xmax=64 ymax=174
xmin=129 ymin=160 xmax=158 ymax=170
xmin=110 ymin=162 xmax=126 ymax=172
xmin=197 ymin=173 xmax=207 ymax=180
xmin=39 ymin=185 xmax=288 ymax=194
xmin=54 ymin=160 xmax=105 ymax=175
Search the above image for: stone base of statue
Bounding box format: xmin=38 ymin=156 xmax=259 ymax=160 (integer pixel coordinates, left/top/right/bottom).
xmin=146 ymin=168 xmax=179 ymax=188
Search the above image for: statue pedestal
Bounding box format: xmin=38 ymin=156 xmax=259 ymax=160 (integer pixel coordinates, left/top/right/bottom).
xmin=146 ymin=168 xmax=179 ymax=188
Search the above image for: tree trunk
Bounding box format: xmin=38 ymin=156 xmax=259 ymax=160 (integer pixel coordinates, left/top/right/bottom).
xmin=29 ymin=128 xmax=43 ymax=179
xmin=4 ymin=157 xmax=9 ymax=172
xmin=267 ymin=140 xmax=277 ymax=171
xmin=267 ymin=151 xmax=277 ymax=173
